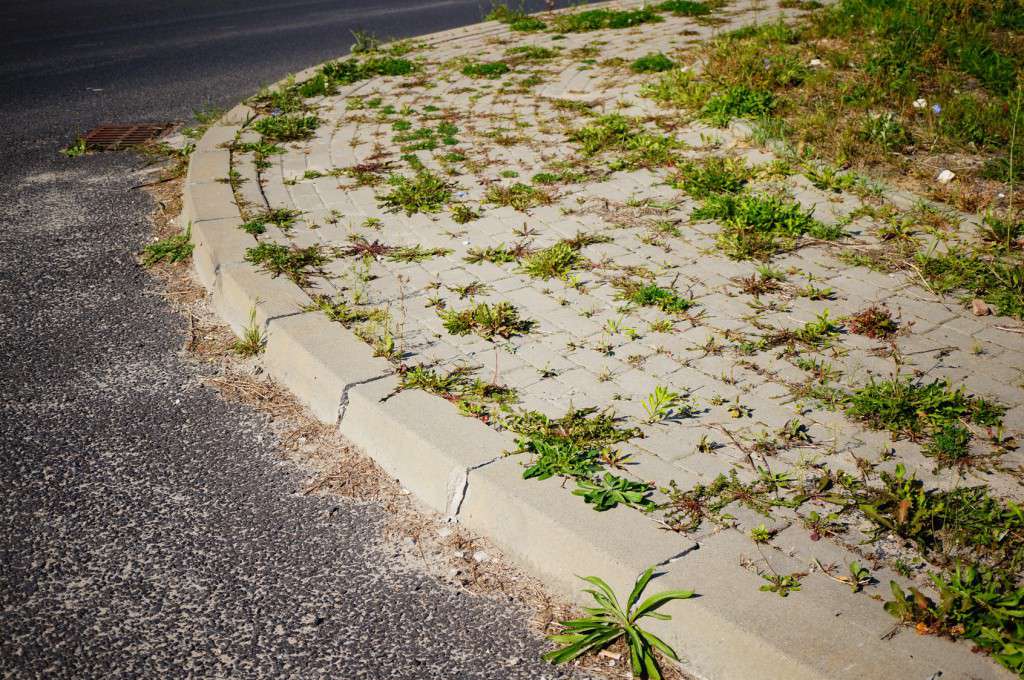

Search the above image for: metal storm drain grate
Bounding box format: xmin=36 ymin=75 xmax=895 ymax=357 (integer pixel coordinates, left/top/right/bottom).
xmin=81 ymin=123 xmax=174 ymax=151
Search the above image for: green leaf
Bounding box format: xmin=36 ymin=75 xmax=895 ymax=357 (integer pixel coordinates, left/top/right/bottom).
xmin=543 ymin=627 xmax=622 ymax=664
xmin=639 ymin=628 xmax=679 ymax=661
xmin=627 ymin=566 xmax=656 ymax=611
xmin=580 ymin=575 xmax=624 ymax=615
xmin=632 ymin=589 xmax=695 ymax=621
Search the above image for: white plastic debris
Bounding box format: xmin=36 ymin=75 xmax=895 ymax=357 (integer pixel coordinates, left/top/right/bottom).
xmin=912 ymin=98 xmax=928 ymax=110
xmin=937 ymin=169 xmax=956 ymax=184
xmin=808 ymin=58 xmax=823 ymax=68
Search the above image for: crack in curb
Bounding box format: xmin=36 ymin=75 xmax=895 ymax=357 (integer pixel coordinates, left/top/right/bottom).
xmin=335 ymin=373 xmax=393 ymax=426
xmin=444 ymin=455 xmax=502 ymax=522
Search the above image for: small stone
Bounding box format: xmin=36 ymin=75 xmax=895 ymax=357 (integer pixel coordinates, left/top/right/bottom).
xmin=937 ymin=169 xmax=956 ymax=184
xmin=808 ymin=58 xmax=823 ymax=68
xmin=399 ymin=487 xmax=410 ymax=495
xmin=912 ymin=98 xmax=928 ymax=110
xmin=472 ymin=550 xmax=490 ymax=563
xmin=437 ymin=527 xmax=452 ymax=539
xmin=971 ymin=299 xmax=991 ymax=316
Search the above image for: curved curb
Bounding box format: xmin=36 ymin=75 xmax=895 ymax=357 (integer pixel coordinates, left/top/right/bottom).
xmin=180 ymin=6 xmax=1014 ymax=680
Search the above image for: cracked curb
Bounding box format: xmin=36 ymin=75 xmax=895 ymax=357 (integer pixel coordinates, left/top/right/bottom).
xmin=180 ymin=5 xmax=1014 ymax=679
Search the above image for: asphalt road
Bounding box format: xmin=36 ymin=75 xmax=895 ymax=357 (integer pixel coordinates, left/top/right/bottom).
xmin=0 ymin=2 xmax=585 ymax=677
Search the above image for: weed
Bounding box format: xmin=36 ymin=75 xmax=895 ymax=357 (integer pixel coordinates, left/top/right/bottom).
xmin=378 ymin=171 xmax=453 ymax=214
xmin=142 ymin=225 xmax=194 ymax=266
xmin=802 ymin=510 xmax=844 ymax=541
xmin=978 ymin=213 xmax=1024 ymax=251
xmin=339 ymin=235 xmax=392 ymax=259
xmin=573 ymin=473 xmax=656 ymax=512
xmin=306 ymin=294 xmax=385 ymax=325
xmin=505 ymin=45 xmax=558 ymax=61
xmin=252 ymin=114 xmax=320 ymax=141
xmin=916 ymin=249 xmax=1024 ymax=319
xmin=847 ymin=305 xmax=898 ymax=339
xmin=240 ymin=207 xmax=302 ymax=235
xmin=549 ymin=7 xmax=663 ymax=33
xmin=461 ymin=61 xmax=511 ymax=79
xmin=545 ymin=568 xmax=692 ymax=680
xmin=803 ymin=163 xmax=856 ymax=193
xmin=511 ymin=16 xmax=547 ymax=31
xmin=693 ymin=193 xmax=841 ymax=260
xmin=520 ymin=242 xmax=582 ymax=279
xmin=486 ymin=4 xmax=546 ymax=31
xmin=750 ymin=524 xmax=773 ymax=543
xmin=506 ymin=406 xmax=641 ymax=454
xmin=798 ymin=283 xmax=835 ymax=300
xmin=922 ymin=423 xmax=975 ymax=470
xmin=350 ymin=28 xmax=380 ymax=53
xmin=656 ymin=0 xmax=713 ymax=16
xmin=397 ymin=364 xmax=516 ymax=421
xmin=318 ymin=55 xmax=416 ymax=84
xmin=885 ymin=566 xmax=1024 ymax=675
xmin=759 ymin=572 xmax=803 ymax=597
xmin=672 ymin=156 xmax=751 ymax=198
xmin=531 ymin=172 xmax=561 ymax=185
xmin=660 ymin=469 xmax=801 ymax=532
xmin=571 ymin=114 xmax=681 ymax=170
xmin=60 ymin=137 xmax=87 ymax=157
xmin=521 ymin=438 xmax=602 ymax=481
xmin=701 ymin=86 xmax=775 ymax=127
xmin=484 ymin=182 xmax=552 ymax=210
xmin=631 ymin=53 xmax=675 ymax=73
xmin=439 ymin=301 xmax=535 ymax=340
xmin=464 ymin=241 xmax=533 ymax=264
xmin=846 ymin=377 xmax=1003 ymax=442
xmin=641 ymin=385 xmax=693 ymax=423
xmin=244 ymin=242 xmax=328 ymax=285
xmin=231 ymin=307 xmax=266 ymax=357
xmin=388 ymin=245 xmax=452 ymax=263
xmin=447 ymin=281 xmax=492 ymax=299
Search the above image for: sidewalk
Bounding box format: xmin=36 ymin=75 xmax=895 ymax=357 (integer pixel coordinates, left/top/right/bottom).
xmin=183 ymin=1 xmax=1022 ymax=677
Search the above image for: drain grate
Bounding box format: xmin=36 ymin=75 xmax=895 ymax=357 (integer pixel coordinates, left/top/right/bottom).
xmin=81 ymin=123 xmax=174 ymax=151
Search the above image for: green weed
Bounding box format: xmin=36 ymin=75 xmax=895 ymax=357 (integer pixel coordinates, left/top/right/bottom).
xmin=656 ymin=0 xmax=713 ymax=16
xmin=484 ymin=182 xmax=552 ymax=210
xmin=631 ymin=53 xmax=675 ymax=73
xmin=60 ymin=137 xmax=87 ymax=157
xmin=461 ymin=61 xmax=511 ymax=79
xmin=846 ymin=377 xmax=1003 ymax=442
xmin=672 ymin=156 xmax=751 ymax=198
xmin=693 ymin=193 xmax=841 ymax=259
xmin=439 ymin=301 xmax=535 ymax=340
xmin=885 ymin=566 xmax=1024 ymax=675
xmin=550 ymin=7 xmax=663 ymax=32
xmin=618 ymin=280 xmax=696 ymax=313
xmin=378 ymin=171 xmax=453 ymax=214
xmin=244 ymin=242 xmax=328 ymax=285
xmin=520 ymin=242 xmax=582 ymax=279
xmin=573 ymin=473 xmax=656 ymax=511
xmin=142 ymin=225 xmax=194 ymax=266
xmin=571 ymin=114 xmax=681 ymax=169
xmin=251 ymin=114 xmax=320 ymax=141
xmin=916 ymin=250 xmax=1024 ymax=319
xmin=231 ymin=307 xmax=266 ymax=357
xmin=240 ymin=208 xmax=302 ymax=235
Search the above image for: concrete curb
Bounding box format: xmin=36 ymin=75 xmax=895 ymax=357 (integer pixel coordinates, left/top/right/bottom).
xmin=180 ymin=6 xmax=1013 ymax=680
